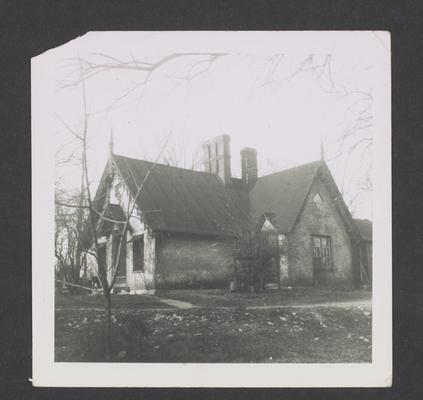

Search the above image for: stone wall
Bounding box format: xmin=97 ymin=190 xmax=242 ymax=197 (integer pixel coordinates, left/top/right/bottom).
xmin=287 ymin=176 xmax=354 ymax=287
xmin=155 ymin=233 xmax=235 ymax=289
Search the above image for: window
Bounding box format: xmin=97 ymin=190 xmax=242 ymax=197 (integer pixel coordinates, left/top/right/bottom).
xmin=215 ymin=142 xmax=219 ymax=156
xmin=98 ymin=244 xmax=107 ymax=269
xmin=313 ymin=193 xmax=323 ymax=207
xmin=113 ymin=234 xmax=126 ymax=277
xmin=311 ymin=236 xmax=333 ymax=270
xmin=132 ymin=236 xmax=144 ymax=272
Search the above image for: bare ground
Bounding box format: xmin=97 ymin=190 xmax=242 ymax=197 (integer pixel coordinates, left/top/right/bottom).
xmin=55 ymin=288 xmax=371 ymax=363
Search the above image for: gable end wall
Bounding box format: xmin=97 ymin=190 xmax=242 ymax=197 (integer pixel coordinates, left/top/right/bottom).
xmin=95 ymin=166 xmax=157 ymax=293
xmin=287 ymin=176 xmax=354 ymax=287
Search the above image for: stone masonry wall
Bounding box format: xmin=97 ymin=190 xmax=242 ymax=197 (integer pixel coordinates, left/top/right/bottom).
xmin=155 ymin=233 xmax=235 ymax=289
xmin=287 ymin=176 xmax=354 ymax=287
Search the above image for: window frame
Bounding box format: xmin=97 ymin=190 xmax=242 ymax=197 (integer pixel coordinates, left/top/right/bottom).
xmin=98 ymin=243 xmax=107 ymax=269
xmin=311 ymin=235 xmax=334 ymax=271
xmin=313 ymin=192 xmax=324 ymax=210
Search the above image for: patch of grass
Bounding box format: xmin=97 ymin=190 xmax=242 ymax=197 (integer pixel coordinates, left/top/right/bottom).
xmin=55 ymin=310 xmax=151 ymax=362
xmin=55 ymin=293 xmax=170 ymax=310
xmin=55 ymin=306 xmax=371 ymax=363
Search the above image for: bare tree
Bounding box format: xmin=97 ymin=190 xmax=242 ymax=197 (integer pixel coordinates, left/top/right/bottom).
xmin=56 ymin=52 xmax=228 ymax=360
xmin=60 ymin=52 xmax=227 ymax=113
xmin=56 ymin=89 xmax=170 ymax=360
xmin=54 ymin=146 xmax=87 ymax=293
xmin=55 ymin=188 xmax=87 ymax=293
xmin=287 ymin=54 xmax=373 ymax=209
xmin=156 ymin=136 xmax=203 ymax=170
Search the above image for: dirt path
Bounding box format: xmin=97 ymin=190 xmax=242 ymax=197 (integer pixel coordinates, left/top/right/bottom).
xmin=56 ymin=298 xmax=371 ymax=313
xmin=159 ymin=298 xmax=197 ymax=309
xmin=244 ymin=299 xmax=371 ymax=310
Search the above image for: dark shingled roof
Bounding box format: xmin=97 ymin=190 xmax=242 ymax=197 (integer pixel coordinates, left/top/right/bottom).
xmin=112 ymin=154 xmax=250 ymax=237
xmin=249 ymin=161 xmax=324 ymax=233
xmin=354 ymin=218 xmax=372 ymax=241
xmin=99 ymin=155 xmax=349 ymax=238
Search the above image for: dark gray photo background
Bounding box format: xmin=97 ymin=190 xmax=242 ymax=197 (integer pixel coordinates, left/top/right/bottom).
xmin=1 ymin=0 xmax=421 ymax=398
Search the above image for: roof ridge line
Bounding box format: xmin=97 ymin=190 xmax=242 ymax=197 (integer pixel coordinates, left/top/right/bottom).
xmin=258 ymin=160 xmax=324 ymax=180
xmin=286 ymin=161 xmax=323 ymax=232
xmin=112 ymin=153 xmax=215 ymax=176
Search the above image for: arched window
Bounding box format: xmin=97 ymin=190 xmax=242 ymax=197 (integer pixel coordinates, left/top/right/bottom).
xmin=313 ymin=192 xmax=323 ymax=205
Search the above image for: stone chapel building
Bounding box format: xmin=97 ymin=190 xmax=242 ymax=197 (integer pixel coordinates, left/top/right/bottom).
xmin=87 ymin=134 xmax=371 ymax=293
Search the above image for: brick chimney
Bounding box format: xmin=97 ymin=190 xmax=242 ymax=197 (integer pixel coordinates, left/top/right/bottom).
xmin=241 ymin=147 xmax=258 ymax=186
xmin=202 ymin=134 xmax=232 ymax=184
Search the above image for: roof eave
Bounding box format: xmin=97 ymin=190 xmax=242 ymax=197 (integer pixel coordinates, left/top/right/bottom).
xmin=154 ymin=227 xmax=239 ymax=239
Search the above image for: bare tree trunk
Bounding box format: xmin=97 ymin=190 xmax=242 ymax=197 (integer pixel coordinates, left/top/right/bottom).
xmin=73 ymin=167 xmax=85 ymax=289
xmin=59 ymin=53 xmax=221 ymax=361
xmin=76 ymin=58 xmax=115 ymax=361
xmin=104 ymin=288 xmax=112 ymax=361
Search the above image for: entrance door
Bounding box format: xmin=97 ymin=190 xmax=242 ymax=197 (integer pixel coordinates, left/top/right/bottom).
xmin=311 ymin=235 xmax=333 ymax=286
xmin=259 ymin=231 xmax=279 ymax=286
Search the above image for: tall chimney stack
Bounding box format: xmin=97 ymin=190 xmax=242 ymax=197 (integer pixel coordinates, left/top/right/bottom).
xmin=241 ymin=147 xmax=258 ymax=187
xmin=202 ymin=134 xmax=232 ymax=184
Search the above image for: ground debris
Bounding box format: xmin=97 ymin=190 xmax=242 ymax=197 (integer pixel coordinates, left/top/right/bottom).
xmin=169 ymin=314 xmax=183 ymax=321
xmin=55 ymin=292 xmax=372 ymax=363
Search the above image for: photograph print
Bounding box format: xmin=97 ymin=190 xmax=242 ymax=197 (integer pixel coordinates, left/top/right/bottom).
xmin=32 ymin=31 xmax=391 ymax=387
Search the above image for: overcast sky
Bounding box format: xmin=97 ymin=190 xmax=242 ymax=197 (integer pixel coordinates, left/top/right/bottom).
xmin=33 ymin=31 xmax=390 ymax=220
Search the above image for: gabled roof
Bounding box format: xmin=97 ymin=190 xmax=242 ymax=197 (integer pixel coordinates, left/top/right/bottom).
xmin=249 ymin=161 xmax=324 ymax=233
xmin=112 ymin=154 xmax=250 ymax=237
xmin=354 ymin=218 xmax=372 ymax=241
xmin=92 ymin=154 xmax=356 ymax=239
